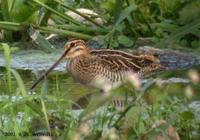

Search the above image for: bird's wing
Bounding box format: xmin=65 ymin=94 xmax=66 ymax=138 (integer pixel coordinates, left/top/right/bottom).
xmin=90 ymin=49 xmax=164 ymax=73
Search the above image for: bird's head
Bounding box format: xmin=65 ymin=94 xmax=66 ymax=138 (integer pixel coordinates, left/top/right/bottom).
xmin=30 ymin=39 xmax=88 ymax=90
xmin=64 ymin=40 xmax=89 ymax=59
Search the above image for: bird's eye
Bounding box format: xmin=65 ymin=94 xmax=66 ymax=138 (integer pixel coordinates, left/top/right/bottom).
xmin=70 ymin=42 xmax=75 ymax=47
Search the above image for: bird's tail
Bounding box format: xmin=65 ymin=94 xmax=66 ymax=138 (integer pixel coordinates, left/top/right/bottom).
xmin=138 ymin=46 xmax=200 ymax=71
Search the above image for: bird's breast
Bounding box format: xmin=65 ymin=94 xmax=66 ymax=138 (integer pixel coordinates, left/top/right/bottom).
xmin=90 ymin=73 xmax=124 ymax=92
xmin=67 ymin=57 xmax=94 ymax=85
xmin=67 ymin=57 xmax=126 ymax=91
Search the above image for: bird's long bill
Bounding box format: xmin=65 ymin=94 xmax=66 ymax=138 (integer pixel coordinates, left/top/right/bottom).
xmin=30 ymin=49 xmax=69 ymax=91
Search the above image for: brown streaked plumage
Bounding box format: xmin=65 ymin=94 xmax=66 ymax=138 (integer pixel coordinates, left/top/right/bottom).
xmin=30 ymin=40 xmax=166 ymax=92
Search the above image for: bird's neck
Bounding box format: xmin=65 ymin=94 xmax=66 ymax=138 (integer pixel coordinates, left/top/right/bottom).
xmin=68 ymin=53 xmax=91 ymax=61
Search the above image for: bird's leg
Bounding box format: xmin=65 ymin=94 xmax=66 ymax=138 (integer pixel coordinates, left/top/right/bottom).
xmin=72 ymin=93 xmax=93 ymax=109
xmin=100 ymin=89 xmax=128 ymax=108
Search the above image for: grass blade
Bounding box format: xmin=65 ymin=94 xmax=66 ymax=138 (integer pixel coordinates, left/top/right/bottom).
xmin=10 ymin=69 xmax=27 ymax=96
xmin=28 ymin=26 xmax=55 ymax=53
xmin=54 ymin=0 xmax=105 ymax=28
xmin=35 ymin=25 xmax=92 ymax=39
xmin=30 ymin=0 xmax=81 ymax=25
xmin=0 ymin=21 xmax=25 ymax=31
xmin=156 ymin=19 xmax=200 ymax=47
xmin=0 ymin=43 xmax=12 ymax=93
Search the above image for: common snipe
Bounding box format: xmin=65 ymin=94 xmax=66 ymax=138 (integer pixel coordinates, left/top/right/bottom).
xmin=30 ymin=40 xmax=166 ymax=92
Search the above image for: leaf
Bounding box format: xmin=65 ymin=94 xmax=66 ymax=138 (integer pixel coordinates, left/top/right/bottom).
xmin=151 ymin=22 xmax=179 ymax=33
xmin=190 ymin=29 xmax=200 ymax=38
xmin=10 ymin=69 xmax=27 ymax=96
xmin=0 ymin=21 xmax=23 ymax=31
xmin=117 ymin=35 xmax=133 ymax=47
xmin=191 ymin=40 xmax=200 ymax=48
xmin=114 ymin=4 xmax=137 ymax=28
xmin=30 ymin=0 xmax=81 ymax=25
xmin=0 ymin=43 xmax=12 ymax=92
xmin=126 ymin=106 xmax=145 ymax=125
xmin=9 ymin=0 xmax=38 ymax=22
xmin=40 ymin=79 xmax=48 ymax=99
xmin=156 ymin=18 xmax=200 ymax=47
xmin=28 ymin=26 xmax=55 ymax=53
xmin=78 ymin=93 xmax=112 ymax=120
xmin=180 ymin=111 xmax=195 ymax=120
xmin=1 ymin=0 xmax=10 ymax=21
xmin=100 ymin=0 xmax=116 ymax=13
xmin=54 ymin=0 xmax=105 ymax=28
xmin=178 ymin=0 xmax=200 ymax=25
xmin=112 ymin=40 xmax=119 ymax=48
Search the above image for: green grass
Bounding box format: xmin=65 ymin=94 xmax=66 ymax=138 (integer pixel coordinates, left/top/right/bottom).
xmin=0 ymin=45 xmax=199 ymax=139
xmin=0 ymin=0 xmax=199 ymax=50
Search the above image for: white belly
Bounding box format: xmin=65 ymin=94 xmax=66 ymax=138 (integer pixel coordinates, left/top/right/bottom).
xmin=90 ymin=75 xmax=123 ymax=93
